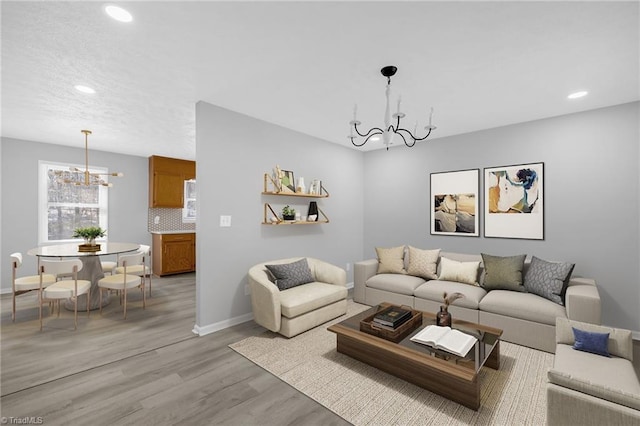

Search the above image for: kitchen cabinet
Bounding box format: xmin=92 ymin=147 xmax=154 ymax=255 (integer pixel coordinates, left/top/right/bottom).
xmin=152 ymin=233 xmax=196 ymax=276
xmin=149 ymin=155 xmax=196 ymax=208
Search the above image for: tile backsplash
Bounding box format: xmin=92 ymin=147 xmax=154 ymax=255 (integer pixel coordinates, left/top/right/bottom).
xmin=148 ymin=208 xmax=196 ymax=232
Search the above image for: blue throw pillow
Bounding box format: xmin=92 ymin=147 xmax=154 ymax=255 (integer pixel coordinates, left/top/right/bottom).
xmin=572 ymin=327 xmax=610 ymax=357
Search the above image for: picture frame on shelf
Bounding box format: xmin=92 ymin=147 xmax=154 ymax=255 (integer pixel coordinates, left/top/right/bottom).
xmin=430 ymin=169 xmax=479 ymax=237
xmin=280 ymin=170 xmax=296 ymax=193
xmin=484 ymin=162 xmax=544 ymax=240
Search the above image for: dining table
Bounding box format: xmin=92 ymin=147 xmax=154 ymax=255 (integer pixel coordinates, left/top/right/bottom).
xmin=27 ymin=242 xmax=140 ymax=311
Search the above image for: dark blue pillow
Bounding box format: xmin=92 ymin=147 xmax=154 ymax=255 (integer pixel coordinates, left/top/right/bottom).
xmin=572 ymin=327 xmax=610 ymax=357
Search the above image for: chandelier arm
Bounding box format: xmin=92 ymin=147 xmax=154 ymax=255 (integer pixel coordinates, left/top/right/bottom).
xmin=395 ymin=126 xmax=433 ymax=142
xmin=412 ymin=127 xmax=433 ymax=141
xmin=353 ymin=122 xmax=384 ymax=138
xmin=350 ymin=131 xmax=383 ymax=147
xmin=394 ymin=130 xmax=415 ymax=148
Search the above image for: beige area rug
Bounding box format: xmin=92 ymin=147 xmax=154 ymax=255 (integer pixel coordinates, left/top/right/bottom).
xmin=230 ymin=300 xmax=554 ymax=426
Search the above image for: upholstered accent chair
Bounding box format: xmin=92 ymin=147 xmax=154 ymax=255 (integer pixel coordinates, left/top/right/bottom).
xmin=248 ymin=257 xmax=348 ymax=338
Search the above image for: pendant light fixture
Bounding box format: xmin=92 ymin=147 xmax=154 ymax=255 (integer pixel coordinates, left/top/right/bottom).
xmin=60 ymin=130 xmax=123 ymax=187
xmin=349 ymin=66 xmax=436 ymax=150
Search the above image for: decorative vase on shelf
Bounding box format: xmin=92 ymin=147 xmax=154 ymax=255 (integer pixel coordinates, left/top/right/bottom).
xmin=436 ymin=305 xmax=452 ymax=327
xmin=307 ymin=201 xmax=318 ymax=221
xmin=296 ymin=177 xmax=306 ymax=194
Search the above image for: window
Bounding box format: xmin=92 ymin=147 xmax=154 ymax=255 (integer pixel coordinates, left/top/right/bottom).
xmin=182 ymin=179 xmax=196 ymax=223
xmin=39 ymin=161 xmax=108 ymax=243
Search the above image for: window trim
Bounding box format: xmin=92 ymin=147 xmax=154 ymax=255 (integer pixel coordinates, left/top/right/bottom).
xmin=38 ymin=160 xmax=109 ymax=245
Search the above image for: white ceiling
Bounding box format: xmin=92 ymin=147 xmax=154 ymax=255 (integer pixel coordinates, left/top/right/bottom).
xmin=2 ymin=1 xmax=638 ymax=160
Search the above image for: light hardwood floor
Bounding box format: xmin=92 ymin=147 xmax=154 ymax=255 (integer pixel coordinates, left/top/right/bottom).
xmin=1 ymin=273 xmax=349 ymax=426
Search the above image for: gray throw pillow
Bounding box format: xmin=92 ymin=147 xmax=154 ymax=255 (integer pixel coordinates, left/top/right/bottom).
xmin=523 ymin=256 xmax=575 ymax=305
xmin=481 ymin=253 xmax=526 ymax=291
xmin=265 ymin=258 xmax=314 ymax=291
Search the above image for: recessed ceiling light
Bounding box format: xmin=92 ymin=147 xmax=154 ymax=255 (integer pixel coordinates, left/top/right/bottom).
xmin=75 ymin=85 xmax=96 ymax=94
xmin=370 ymin=135 xmax=381 ymax=142
xmin=567 ymin=91 xmax=588 ymax=99
xmin=105 ymin=5 xmax=133 ymax=23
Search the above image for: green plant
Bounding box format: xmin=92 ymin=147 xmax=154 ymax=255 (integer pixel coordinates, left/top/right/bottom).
xmin=72 ymin=226 xmax=107 ymax=240
xmin=282 ymin=205 xmax=296 ymax=217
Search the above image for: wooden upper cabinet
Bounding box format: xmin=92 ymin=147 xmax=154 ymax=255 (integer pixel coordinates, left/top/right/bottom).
xmin=149 ymin=155 xmax=196 ymax=207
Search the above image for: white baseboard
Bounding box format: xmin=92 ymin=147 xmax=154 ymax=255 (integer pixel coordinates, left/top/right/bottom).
xmin=346 ymin=281 xmax=353 ymax=289
xmin=193 ymin=312 xmax=254 ymax=336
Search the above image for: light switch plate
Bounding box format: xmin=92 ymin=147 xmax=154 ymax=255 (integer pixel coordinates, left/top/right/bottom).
xmin=220 ymin=215 xmax=232 ymax=227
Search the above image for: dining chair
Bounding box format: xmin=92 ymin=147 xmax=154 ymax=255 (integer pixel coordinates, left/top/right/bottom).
xmin=40 ymin=259 xmax=91 ymax=331
xmin=10 ymin=252 xmax=57 ymax=322
xmin=101 ymin=257 xmax=117 ymax=275
xmin=114 ymin=245 xmax=152 ymax=297
xmin=99 ymin=253 xmax=145 ymax=319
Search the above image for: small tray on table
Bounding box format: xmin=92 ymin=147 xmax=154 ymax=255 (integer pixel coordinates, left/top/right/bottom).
xmin=359 ymin=304 xmax=423 ymax=343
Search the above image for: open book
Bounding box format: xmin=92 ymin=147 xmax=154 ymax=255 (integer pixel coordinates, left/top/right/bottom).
xmin=410 ymin=325 xmax=478 ymax=357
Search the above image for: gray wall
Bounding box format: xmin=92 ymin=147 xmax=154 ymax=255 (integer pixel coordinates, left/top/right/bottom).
xmin=363 ymin=102 xmax=640 ymax=331
xmin=195 ymin=102 xmax=364 ymax=330
xmin=1 ymin=137 xmax=150 ymax=290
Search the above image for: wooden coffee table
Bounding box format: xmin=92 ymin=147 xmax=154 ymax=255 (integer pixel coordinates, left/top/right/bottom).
xmin=328 ymin=303 xmax=503 ymax=410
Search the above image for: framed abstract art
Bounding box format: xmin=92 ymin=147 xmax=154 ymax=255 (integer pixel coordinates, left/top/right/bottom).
xmin=430 ymin=169 xmax=479 ymax=236
xmin=484 ymin=162 xmax=544 ymax=239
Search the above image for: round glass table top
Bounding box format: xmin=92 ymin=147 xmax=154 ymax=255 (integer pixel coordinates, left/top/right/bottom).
xmin=27 ymin=242 xmax=140 ymax=257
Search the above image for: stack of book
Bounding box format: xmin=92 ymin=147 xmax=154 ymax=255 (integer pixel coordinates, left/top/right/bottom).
xmin=372 ymin=306 xmax=412 ymax=329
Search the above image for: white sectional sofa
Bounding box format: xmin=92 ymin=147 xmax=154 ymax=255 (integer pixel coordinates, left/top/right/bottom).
xmin=547 ymin=318 xmax=640 ymax=425
xmin=354 ymin=251 xmax=601 ymax=353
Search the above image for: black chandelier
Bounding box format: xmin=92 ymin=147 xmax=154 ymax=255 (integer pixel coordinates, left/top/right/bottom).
xmin=349 ymin=66 xmax=436 ymax=150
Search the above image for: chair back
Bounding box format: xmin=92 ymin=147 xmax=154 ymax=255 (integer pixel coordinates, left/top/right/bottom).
xmin=11 ymin=252 xmax=22 ymax=272
xmin=41 ymin=259 xmax=83 ymax=277
xmin=138 ymin=244 xmax=151 ymax=255
xmin=10 ymin=252 xmax=23 ymax=269
xmin=118 ymin=252 xmax=144 ymax=268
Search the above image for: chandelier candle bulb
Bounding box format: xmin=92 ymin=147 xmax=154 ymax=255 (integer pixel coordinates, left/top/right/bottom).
xmin=429 ymin=107 xmax=433 ymax=126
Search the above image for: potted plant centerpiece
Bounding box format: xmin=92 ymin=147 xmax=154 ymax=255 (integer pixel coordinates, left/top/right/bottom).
xmin=282 ymin=205 xmax=296 ymax=221
xmin=73 ymin=226 xmax=106 ymax=251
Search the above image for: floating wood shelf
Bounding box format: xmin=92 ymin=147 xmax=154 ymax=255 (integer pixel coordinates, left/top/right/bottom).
xmin=262 ymin=203 xmax=329 ymax=225
xmin=261 ymin=173 xmax=330 ymax=225
xmin=263 ymin=173 xmax=329 ymax=198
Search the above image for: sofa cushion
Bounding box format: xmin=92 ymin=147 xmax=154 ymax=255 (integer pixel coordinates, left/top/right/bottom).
xmin=366 ymin=274 xmax=426 ymax=296
xmin=479 ymin=290 xmax=566 ymax=325
xmin=414 ymin=280 xmax=488 ymax=309
xmin=375 ymin=246 xmax=406 ymax=274
xmin=555 ymin=317 xmax=633 ymax=361
xmin=437 ymin=257 xmax=480 ymax=286
xmin=572 ymin=327 xmax=610 ymax=357
xmin=553 ymin=344 xmax=640 ymax=397
xmin=406 ymin=246 xmax=440 ymax=280
xmin=279 ymin=282 xmax=347 ymax=318
xmin=548 ymin=367 xmax=640 ymax=411
xmin=480 ymin=253 xmax=526 ymax=291
xmin=265 ymin=258 xmax=314 ymax=290
xmin=523 ymin=256 xmax=575 ymax=305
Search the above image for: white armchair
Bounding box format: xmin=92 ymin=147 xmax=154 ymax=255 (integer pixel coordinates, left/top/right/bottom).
xmin=248 ymin=257 xmax=348 ymax=338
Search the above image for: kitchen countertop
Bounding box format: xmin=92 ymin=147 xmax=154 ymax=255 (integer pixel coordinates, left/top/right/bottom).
xmin=150 ymin=230 xmax=196 ymax=234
